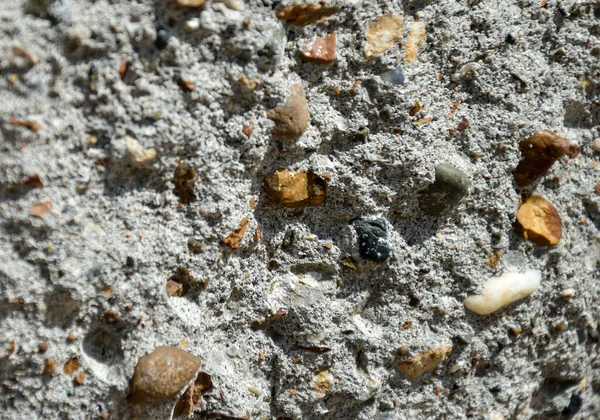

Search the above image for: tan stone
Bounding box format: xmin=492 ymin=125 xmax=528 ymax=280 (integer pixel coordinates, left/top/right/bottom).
xmin=405 ymin=21 xmax=426 ymax=63
xmin=222 ymin=217 xmax=249 ymax=249
xmin=43 ymin=359 xmax=56 ymax=377
xmin=29 ymin=201 xmax=52 ymax=218
xmin=10 ymin=117 xmax=41 ymax=132
xmin=275 ymin=4 xmax=339 ymax=26
xmin=267 ymin=84 xmax=309 ymax=141
xmin=63 ymin=357 xmax=81 ymax=374
xmin=263 ymin=169 xmax=327 ymax=208
xmin=124 ymin=136 xmax=157 ymax=165
xmin=398 ymin=347 xmax=452 ymax=381
xmin=176 ymin=0 xmax=206 ymax=7
xmin=312 ymin=368 xmax=334 ymax=398
xmin=513 ymin=130 xmax=570 ymax=188
xmin=515 ymin=194 xmax=562 ymax=246
xmin=128 ymin=346 xmax=201 ymax=406
xmin=364 ymin=15 xmax=403 ymax=60
xmin=173 ymin=372 xmax=213 ymax=417
xmin=300 ymin=33 xmax=336 ymax=64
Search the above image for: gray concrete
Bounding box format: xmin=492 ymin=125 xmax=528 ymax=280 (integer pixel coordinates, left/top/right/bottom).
xmin=1 ymin=0 xmax=599 ymax=418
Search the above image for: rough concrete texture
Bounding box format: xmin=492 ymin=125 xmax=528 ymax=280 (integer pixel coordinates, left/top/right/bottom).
xmin=1 ymin=0 xmax=600 ymax=419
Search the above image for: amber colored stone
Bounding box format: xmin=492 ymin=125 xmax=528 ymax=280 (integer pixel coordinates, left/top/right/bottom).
xmin=398 ymin=347 xmax=452 ymax=381
xmin=275 ymin=4 xmax=339 ymax=26
xmin=513 ymin=131 xmax=570 ymax=188
xmin=24 ymin=174 xmax=44 ymax=188
xmin=222 ymin=218 xmax=249 ymax=249
xmin=128 ymin=346 xmax=201 ymax=406
xmin=10 ymin=117 xmax=41 ymax=132
xmin=267 ymin=84 xmax=309 ymax=141
xmin=63 ymin=357 xmax=81 ymax=374
xmin=364 ymin=15 xmax=403 ymax=60
xmin=514 ymin=194 xmax=562 ymax=246
xmin=43 ymin=359 xmax=57 ymax=377
xmin=300 ymin=33 xmax=336 ymax=64
xmin=263 ymin=169 xmax=327 ymax=208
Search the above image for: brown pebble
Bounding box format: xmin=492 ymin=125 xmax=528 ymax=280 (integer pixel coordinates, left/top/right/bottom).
xmin=10 ymin=117 xmax=42 ymax=132
xmin=178 ymin=78 xmax=196 ymax=92
xmin=514 ymin=194 xmax=562 ymax=246
xmin=118 ymin=60 xmax=129 ymax=80
xmin=249 ymin=197 xmax=256 ymax=208
xmin=24 ymin=174 xmax=44 ymax=188
xmin=67 ymin=332 xmax=77 ymax=342
xmin=457 ymin=117 xmax=470 ymax=131
xmin=267 ymin=84 xmax=309 ymax=141
xmin=7 ymin=340 xmax=15 ymax=357
xmin=173 ymin=162 xmax=197 ymax=203
xmin=253 ymin=225 xmax=263 ymax=242
xmin=324 ymin=242 xmax=333 ymax=250
xmin=568 ymin=143 xmax=580 ymax=158
xmin=29 ymin=201 xmax=52 ymax=217
xmin=74 ymin=371 xmax=86 ymax=385
xmin=63 ymin=357 xmax=81 ymax=374
xmin=364 ymin=15 xmax=404 ymax=60
xmin=513 ymin=130 xmax=571 ymax=188
xmin=221 ymin=218 xmax=249 ymax=249
xmin=128 ymin=346 xmax=201 ymax=406
xmin=409 ymin=100 xmax=421 ymax=116
xmin=43 ymin=359 xmax=57 ymax=377
xmin=275 ymin=4 xmax=339 ymax=26
xmin=595 ymin=182 xmax=600 ymax=195
xmin=264 ymin=169 xmax=327 ymax=208
xmin=104 ymin=309 xmax=120 ymax=324
xmin=39 ymin=341 xmax=49 ymax=353
xmin=242 ymin=124 xmax=253 ymax=138
xmin=299 ymin=33 xmax=336 ymax=64
xmin=398 ymin=347 xmax=452 ymax=381
xmin=101 ymin=412 xmax=110 ymax=420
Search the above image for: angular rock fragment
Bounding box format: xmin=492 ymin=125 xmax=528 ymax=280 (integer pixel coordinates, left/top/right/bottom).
xmin=514 ymin=194 xmax=562 ymax=246
xmin=399 ymin=347 xmax=452 ymax=381
xmin=405 ymin=21 xmax=426 ymax=63
xmin=351 ymin=218 xmax=390 ymax=262
xmin=312 ymin=368 xmax=334 ymax=398
xmin=300 ymin=33 xmax=336 ymax=64
xmin=29 ymin=201 xmax=52 ymax=217
xmin=173 ymin=162 xmax=197 ymax=203
xmin=364 ymin=15 xmax=403 ymax=60
xmin=221 ymin=217 xmax=249 ymax=249
xmin=463 ymin=270 xmax=541 ymax=315
xmin=173 ymin=372 xmax=213 ymax=417
xmin=267 ymin=84 xmax=309 ymax=141
xmin=128 ymin=346 xmax=201 ymax=406
xmin=124 ymin=136 xmax=157 ymax=165
xmin=263 ymin=169 xmax=326 ymax=208
xmin=275 ymin=4 xmax=339 ymax=26
xmin=513 ymin=131 xmax=571 ymax=188
xmin=24 ymin=174 xmax=44 ymax=188
xmin=419 ymin=163 xmax=469 ymax=216
xmin=10 ymin=117 xmax=41 ymax=132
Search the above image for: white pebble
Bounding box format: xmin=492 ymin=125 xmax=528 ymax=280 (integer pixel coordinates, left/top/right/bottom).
xmin=592 ymin=138 xmax=600 ymax=153
xmin=184 ymin=18 xmax=200 ymax=32
xmin=464 ymin=270 xmax=541 ymax=315
xmin=124 ymin=136 xmax=157 ymax=164
xmin=560 ymin=288 xmax=576 ymax=300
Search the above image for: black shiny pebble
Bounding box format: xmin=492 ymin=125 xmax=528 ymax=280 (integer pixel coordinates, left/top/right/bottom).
xmin=562 ymin=393 xmax=582 ymax=416
xmin=155 ymin=26 xmax=171 ymax=50
xmin=351 ymin=218 xmax=390 ymax=262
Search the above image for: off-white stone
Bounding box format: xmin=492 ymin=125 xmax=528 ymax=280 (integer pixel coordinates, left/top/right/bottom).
xmin=464 ymin=270 xmax=541 ymax=315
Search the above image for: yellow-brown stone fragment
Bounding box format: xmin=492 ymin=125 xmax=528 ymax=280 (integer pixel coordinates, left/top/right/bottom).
xmin=264 ymin=169 xmax=327 ymax=208
xmin=312 ymin=368 xmax=334 ymax=397
xmin=398 ymin=347 xmax=452 ymax=381
xmin=364 ymin=15 xmax=403 ymax=60
xmin=267 ymin=84 xmax=309 ymax=141
xmin=405 ymin=21 xmax=426 ymax=63
xmin=128 ymin=346 xmax=201 ymax=406
xmin=222 ymin=217 xmax=249 ymax=249
xmin=275 ymin=4 xmax=339 ymax=26
xmin=63 ymin=357 xmax=81 ymax=374
xmin=173 ymin=372 xmax=213 ymax=417
xmin=29 ymin=201 xmax=52 ymax=218
xmin=10 ymin=117 xmax=42 ymax=132
xmin=514 ymin=194 xmax=562 ymax=246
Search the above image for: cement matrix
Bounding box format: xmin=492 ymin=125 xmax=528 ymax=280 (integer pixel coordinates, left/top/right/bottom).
xmin=1 ymin=0 xmax=600 ymax=419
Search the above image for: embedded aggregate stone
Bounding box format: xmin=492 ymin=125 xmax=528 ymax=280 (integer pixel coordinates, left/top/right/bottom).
xmin=419 ymin=163 xmax=470 ymax=216
xmin=351 ymin=218 xmax=390 ymax=262
xmin=127 ymin=346 xmax=201 ymax=406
